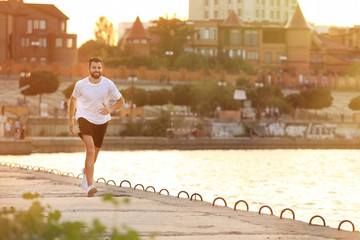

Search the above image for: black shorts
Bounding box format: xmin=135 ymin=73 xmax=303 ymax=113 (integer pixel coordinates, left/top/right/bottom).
xmin=77 ymin=117 xmax=108 ymax=148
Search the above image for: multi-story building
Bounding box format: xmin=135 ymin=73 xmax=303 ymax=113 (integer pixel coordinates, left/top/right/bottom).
xmin=189 ymin=0 xmax=297 ymax=24
xmin=0 ymin=0 xmax=77 ymax=66
xmin=121 ymin=2 xmax=360 ymax=74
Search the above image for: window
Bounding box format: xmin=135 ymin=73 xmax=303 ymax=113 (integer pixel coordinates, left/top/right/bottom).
xmin=262 ymin=10 xmax=265 ymax=18
xmin=205 ymin=0 xmax=209 ymax=5
xmin=61 ymin=21 xmax=66 ymax=32
xmin=27 ymin=20 xmax=32 ymax=33
xmin=238 ymin=9 xmax=242 ymax=16
xmin=133 ymin=39 xmax=140 ymax=44
xmin=28 ymin=19 xmax=46 ymax=31
xmin=256 ymin=9 xmax=259 ymax=18
xmin=21 ymin=38 xmax=30 ymax=47
xmin=210 ymin=27 xmax=217 ymax=40
xmin=270 ymin=11 xmax=274 ymax=18
xmin=244 ymin=30 xmax=258 ymax=46
xmin=224 ymin=30 xmax=230 ymax=45
xmin=277 ymin=11 xmax=280 ymax=19
xmin=66 ymin=38 xmax=73 ymax=48
xmin=205 ymin=11 xmax=209 ymax=19
xmin=238 ymin=0 xmax=241 ymax=3
xmin=228 ymin=0 xmax=231 ymax=3
xmin=56 ymin=38 xmax=63 ymax=48
xmin=39 ymin=38 xmax=47 ymax=48
xmin=204 ymin=29 xmax=210 ymax=40
xmin=271 ymin=0 xmax=274 ymax=5
xmin=141 ymin=39 xmax=147 ymax=44
xmin=231 ymin=30 xmax=241 ymax=46
xmin=33 ymin=20 xmax=39 ymax=29
xmin=39 ymin=20 xmax=46 ymax=30
xmin=40 ymin=57 xmax=47 ymax=65
xmin=214 ymin=0 xmax=218 ymax=5
xmin=264 ymin=52 xmax=272 ymax=64
xmin=311 ymin=54 xmax=323 ymax=63
xmin=214 ymin=10 xmax=218 ymax=18
xmin=248 ymin=51 xmax=259 ymax=60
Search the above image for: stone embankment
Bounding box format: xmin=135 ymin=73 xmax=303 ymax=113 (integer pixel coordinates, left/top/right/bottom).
xmin=1 ymin=137 xmax=360 ymax=155
xmin=0 ymin=165 xmax=359 ymax=239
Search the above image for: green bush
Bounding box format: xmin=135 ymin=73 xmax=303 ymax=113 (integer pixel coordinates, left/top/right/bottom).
xmin=0 ymin=192 xmax=144 ymax=240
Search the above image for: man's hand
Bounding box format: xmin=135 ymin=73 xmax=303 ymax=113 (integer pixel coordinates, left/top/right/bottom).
xmin=68 ymin=119 xmax=75 ymax=135
xmin=99 ymin=103 xmax=110 ymax=115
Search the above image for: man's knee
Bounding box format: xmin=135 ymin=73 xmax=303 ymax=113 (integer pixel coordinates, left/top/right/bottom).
xmin=85 ymin=145 xmax=96 ymax=156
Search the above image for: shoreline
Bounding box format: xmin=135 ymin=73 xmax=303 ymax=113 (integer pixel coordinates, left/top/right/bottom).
xmin=1 ymin=137 xmax=360 ymax=155
xmin=0 ymin=165 xmax=359 ymax=239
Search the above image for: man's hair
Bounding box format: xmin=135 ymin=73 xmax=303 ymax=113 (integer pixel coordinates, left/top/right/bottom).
xmin=88 ymin=57 xmax=103 ymax=68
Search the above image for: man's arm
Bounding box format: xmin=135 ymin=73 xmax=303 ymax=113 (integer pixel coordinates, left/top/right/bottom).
xmin=100 ymin=97 xmax=125 ymax=115
xmin=68 ymin=96 xmax=77 ymax=135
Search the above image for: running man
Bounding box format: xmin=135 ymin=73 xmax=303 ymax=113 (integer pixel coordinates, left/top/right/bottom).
xmin=68 ymin=57 xmax=124 ymax=197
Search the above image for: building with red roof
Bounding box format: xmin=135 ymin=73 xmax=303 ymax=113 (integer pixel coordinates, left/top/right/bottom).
xmin=0 ymin=0 xmax=77 ymax=66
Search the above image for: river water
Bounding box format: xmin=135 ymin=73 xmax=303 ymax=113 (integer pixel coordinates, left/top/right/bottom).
xmin=2 ymin=149 xmax=360 ymax=230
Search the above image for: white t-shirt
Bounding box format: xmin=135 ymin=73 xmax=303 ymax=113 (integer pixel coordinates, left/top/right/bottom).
xmin=72 ymin=76 xmax=122 ymax=124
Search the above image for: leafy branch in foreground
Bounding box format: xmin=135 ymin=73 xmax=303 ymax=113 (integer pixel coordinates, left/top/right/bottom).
xmin=0 ymin=192 xmax=148 ymax=240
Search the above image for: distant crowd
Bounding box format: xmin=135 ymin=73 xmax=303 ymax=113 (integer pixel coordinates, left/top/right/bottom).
xmin=5 ymin=118 xmax=25 ymax=140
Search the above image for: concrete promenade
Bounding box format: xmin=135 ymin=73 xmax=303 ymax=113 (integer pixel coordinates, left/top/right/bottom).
xmin=1 ymin=137 xmax=360 ymax=155
xmin=0 ymin=165 xmax=359 ymax=239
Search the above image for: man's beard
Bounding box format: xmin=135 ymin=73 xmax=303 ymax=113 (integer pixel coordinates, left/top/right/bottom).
xmin=90 ymin=72 xmax=101 ymax=79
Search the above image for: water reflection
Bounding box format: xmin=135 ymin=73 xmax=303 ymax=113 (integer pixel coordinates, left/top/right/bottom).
xmin=2 ymin=149 xmax=360 ymax=230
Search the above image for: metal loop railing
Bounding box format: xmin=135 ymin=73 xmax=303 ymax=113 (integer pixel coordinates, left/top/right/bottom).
xmin=212 ymin=197 xmax=227 ymax=207
xmin=159 ymin=189 xmax=170 ymax=195
xmin=96 ymin=178 xmax=106 ymax=183
xmin=234 ymin=200 xmax=249 ymax=211
xmin=145 ymin=186 xmax=156 ymax=193
xmin=280 ymin=208 xmax=295 ymax=220
xmin=134 ymin=184 xmax=145 ymax=191
xmin=119 ymin=180 xmax=132 ymax=188
xmin=338 ymin=220 xmax=355 ymax=232
xmin=258 ymin=205 xmax=273 ymax=215
xmin=190 ymin=193 xmax=203 ymax=201
xmin=309 ymin=215 xmax=326 ymax=226
xmin=177 ymin=191 xmax=190 ymax=199
xmin=106 ymin=180 xmax=116 ymax=186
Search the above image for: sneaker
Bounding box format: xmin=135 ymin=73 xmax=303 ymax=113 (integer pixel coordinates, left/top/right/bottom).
xmin=81 ymin=168 xmax=88 ymax=190
xmin=87 ymin=185 xmax=97 ymax=197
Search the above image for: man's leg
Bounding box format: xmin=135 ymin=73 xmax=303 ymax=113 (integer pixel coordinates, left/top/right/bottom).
xmin=82 ymin=134 xmax=96 ymax=187
xmin=94 ymin=147 xmax=101 ymax=164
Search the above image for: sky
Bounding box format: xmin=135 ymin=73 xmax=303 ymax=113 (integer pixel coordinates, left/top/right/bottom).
xmin=24 ymin=0 xmax=360 ymax=47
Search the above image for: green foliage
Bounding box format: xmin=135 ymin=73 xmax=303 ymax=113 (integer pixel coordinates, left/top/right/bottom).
xmin=148 ymin=89 xmax=174 ymax=106
xmin=348 ymin=95 xmax=360 ymax=110
xmin=78 ymin=40 xmax=117 ymax=61
xmin=94 ymin=16 xmax=115 ymax=46
xmin=191 ymin=79 xmax=241 ymax=117
xmin=173 ymin=53 xmax=208 ymax=71
xmin=63 ymin=81 xmax=76 ymax=99
xmin=285 ymin=93 xmax=304 ymax=108
xmin=172 ymin=84 xmax=194 ymax=106
xmin=19 ymin=71 xmax=59 ymax=96
xmin=0 ymin=193 xmax=141 ymax=240
xmin=148 ymin=16 xmax=194 ymax=63
xmin=121 ymin=87 xmax=148 ymax=107
xmin=246 ymin=85 xmax=292 ymax=113
xmin=120 ymin=113 xmax=171 ymax=137
xmin=300 ymin=88 xmax=333 ymax=110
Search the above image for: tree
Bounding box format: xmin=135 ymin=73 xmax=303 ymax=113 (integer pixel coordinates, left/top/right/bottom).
xmin=19 ymin=71 xmax=59 ymax=115
xmin=148 ymin=16 xmax=194 ymax=66
xmin=300 ymin=88 xmax=333 ymax=110
xmin=120 ymin=87 xmax=148 ymax=107
xmin=62 ymin=82 xmax=76 ymax=99
xmin=148 ymin=89 xmax=174 ymax=106
xmin=78 ymin=39 xmax=111 ymax=61
xmin=172 ymin=84 xmax=194 ymax=106
xmin=348 ymin=96 xmax=360 ymax=110
xmin=285 ymin=93 xmax=304 ymax=108
xmin=94 ymin=16 xmax=115 ymax=46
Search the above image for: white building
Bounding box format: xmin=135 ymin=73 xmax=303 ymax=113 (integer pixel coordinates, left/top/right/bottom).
xmin=189 ymin=0 xmax=298 ymax=24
